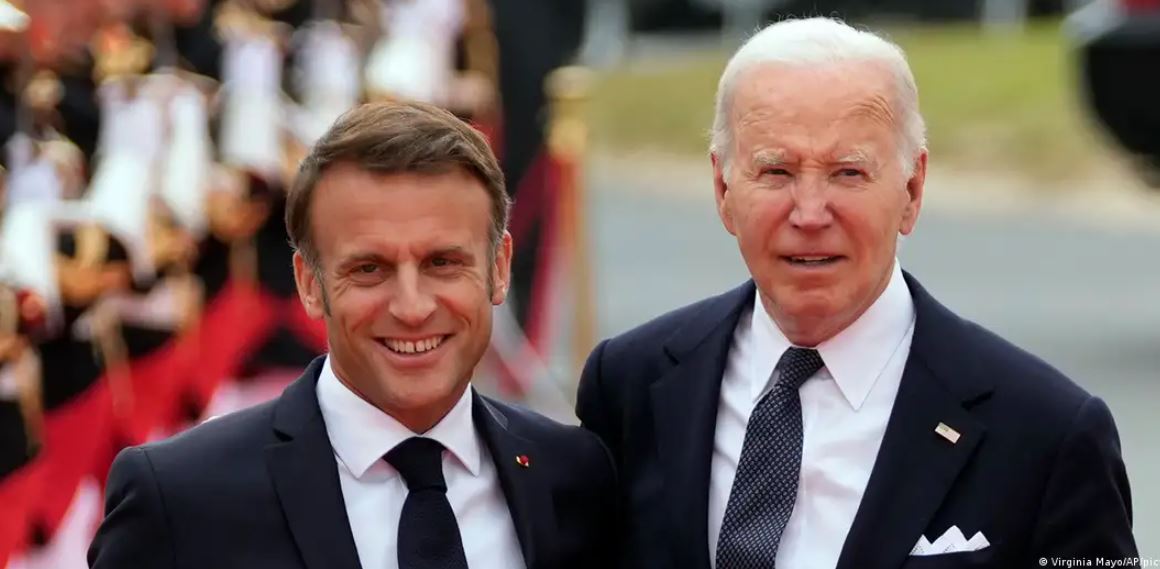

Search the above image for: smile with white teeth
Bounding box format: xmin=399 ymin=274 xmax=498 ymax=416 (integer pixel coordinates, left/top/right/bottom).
xmin=383 ymin=335 xmax=447 ymax=355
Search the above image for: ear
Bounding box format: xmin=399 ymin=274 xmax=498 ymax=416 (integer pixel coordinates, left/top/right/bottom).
xmin=712 ymin=152 xmax=737 ymax=236
xmin=491 ymin=231 xmax=513 ymax=305
xmin=293 ymin=251 xmax=326 ymax=319
xmin=899 ymin=150 xmax=927 ymax=236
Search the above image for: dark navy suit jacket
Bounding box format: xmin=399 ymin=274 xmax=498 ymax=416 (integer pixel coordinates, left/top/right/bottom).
xmin=89 ymin=357 xmax=618 ymax=569
xmin=577 ymin=273 xmax=1137 ymax=568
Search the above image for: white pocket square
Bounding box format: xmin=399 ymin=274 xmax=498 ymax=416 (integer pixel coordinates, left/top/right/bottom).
xmin=909 ymin=526 xmax=990 ymax=556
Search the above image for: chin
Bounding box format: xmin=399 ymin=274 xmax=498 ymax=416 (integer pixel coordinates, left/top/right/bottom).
xmin=387 ymin=367 xmax=448 ymax=392
xmin=783 ymin=301 xmax=839 ymax=325
xmin=387 ymin=372 xmax=465 ymax=405
xmin=388 ymin=391 xmax=449 ymax=414
xmin=770 ymin=280 xmax=834 ymax=308
xmin=769 ymin=288 xmax=845 ymax=327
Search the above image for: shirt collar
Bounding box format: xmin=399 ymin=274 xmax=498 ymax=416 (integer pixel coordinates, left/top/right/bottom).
xmin=316 ymin=355 xmax=483 ymax=479
xmin=749 ymin=260 xmax=915 ymax=410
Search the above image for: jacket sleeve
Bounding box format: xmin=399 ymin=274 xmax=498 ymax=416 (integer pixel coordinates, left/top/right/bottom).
xmin=1029 ymin=396 xmax=1138 ymax=561
xmin=576 ymin=339 xmax=621 ymax=461
xmin=575 ymin=339 xmax=627 ymax=568
xmin=88 ymin=447 xmax=175 ymax=569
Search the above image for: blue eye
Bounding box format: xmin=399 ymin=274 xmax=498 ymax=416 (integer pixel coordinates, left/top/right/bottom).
xmin=838 ymin=169 xmax=863 ymax=178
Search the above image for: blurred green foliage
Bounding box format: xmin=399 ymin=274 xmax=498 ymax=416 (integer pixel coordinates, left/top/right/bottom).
xmin=587 ymin=20 xmax=1118 ymax=180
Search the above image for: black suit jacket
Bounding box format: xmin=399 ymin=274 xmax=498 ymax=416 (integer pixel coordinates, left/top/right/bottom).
xmin=89 ymin=357 xmax=618 ymax=569
xmin=577 ymin=273 xmax=1138 ymax=569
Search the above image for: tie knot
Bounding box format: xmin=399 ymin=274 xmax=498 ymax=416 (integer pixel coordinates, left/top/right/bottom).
xmin=385 ymin=437 xmax=447 ymax=492
xmin=777 ymin=347 xmax=824 ymax=390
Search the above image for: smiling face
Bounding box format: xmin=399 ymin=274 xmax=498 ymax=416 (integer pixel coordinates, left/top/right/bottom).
xmin=713 ymin=62 xmax=926 ymax=346
xmin=294 ymin=163 xmax=511 ymax=433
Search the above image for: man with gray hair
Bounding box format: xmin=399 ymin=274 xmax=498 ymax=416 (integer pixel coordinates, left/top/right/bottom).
xmin=577 ymin=17 xmax=1137 ymax=568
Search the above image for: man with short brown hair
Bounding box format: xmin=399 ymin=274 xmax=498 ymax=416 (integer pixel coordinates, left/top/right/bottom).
xmin=89 ymin=101 xmax=618 ymax=569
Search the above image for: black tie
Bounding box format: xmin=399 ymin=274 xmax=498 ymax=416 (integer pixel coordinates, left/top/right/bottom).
xmin=716 ymin=347 xmax=825 ymax=569
xmin=385 ymin=437 xmax=469 ymax=569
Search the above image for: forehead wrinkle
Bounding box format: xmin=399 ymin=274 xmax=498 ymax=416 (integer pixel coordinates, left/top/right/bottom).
xmin=844 ymin=92 xmax=897 ymax=130
xmin=732 ymin=75 xmax=899 ymax=168
xmin=734 ymin=107 xmax=779 ymax=145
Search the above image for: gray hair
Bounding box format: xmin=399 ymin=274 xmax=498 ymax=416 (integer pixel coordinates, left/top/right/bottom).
xmin=710 ymin=17 xmax=927 ymax=176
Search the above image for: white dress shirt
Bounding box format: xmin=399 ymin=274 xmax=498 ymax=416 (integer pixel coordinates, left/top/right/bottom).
xmin=709 ymin=261 xmax=916 ymax=569
xmin=316 ymin=357 xmax=525 ymax=569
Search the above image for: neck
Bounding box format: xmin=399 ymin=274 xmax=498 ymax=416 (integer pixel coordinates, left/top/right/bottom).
xmin=333 ymin=371 xmax=467 ymax=434
xmin=768 ymin=310 xmax=853 ymax=347
xmin=391 ymin=405 xmax=458 ymax=434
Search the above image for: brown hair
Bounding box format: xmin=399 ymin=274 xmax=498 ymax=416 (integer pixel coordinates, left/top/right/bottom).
xmin=285 ymin=101 xmax=510 ymax=269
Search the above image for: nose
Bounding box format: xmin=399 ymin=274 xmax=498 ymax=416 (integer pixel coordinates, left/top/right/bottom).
xmin=788 ymin=178 xmax=834 ymax=231
xmin=388 ymin=267 xmax=436 ymax=327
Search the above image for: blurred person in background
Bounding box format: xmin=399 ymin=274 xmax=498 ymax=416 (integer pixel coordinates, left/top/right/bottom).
xmin=1 ymin=0 xmax=103 ymax=166
xmin=88 ymin=101 xmax=618 ymax=569
xmin=0 ymin=282 xmax=47 ymax=567
xmin=1 ymin=3 xmax=143 ymax=566
xmin=577 ymin=16 xmax=1138 ymax=569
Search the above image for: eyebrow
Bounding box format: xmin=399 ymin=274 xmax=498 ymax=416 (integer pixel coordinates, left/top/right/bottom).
xmin=834 ymin=149 xmax=874 ymax=165
xmin=429 ymin=246 xmax=476 ymax=261
xmin=752 ymin=149 xmax=790 ymax=169
xmin=751 ymin=148 xmax=877 ymax=168
xmin=339 ymin=246 xmax=476 ymax=266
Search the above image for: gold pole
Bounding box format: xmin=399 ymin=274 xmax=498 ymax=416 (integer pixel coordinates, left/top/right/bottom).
xmin=545 ymin=66 xmax=595 ymax=377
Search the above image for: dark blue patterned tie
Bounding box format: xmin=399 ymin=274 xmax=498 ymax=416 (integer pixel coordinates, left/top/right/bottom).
xmin=716 ymin=347 xmax=825 ymax=569
xmin=385 ymin=437 xmax=469 ymax=569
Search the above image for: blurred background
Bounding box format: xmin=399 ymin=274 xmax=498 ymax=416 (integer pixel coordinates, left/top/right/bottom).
xmin=0 ymin=0 xmax=1156 ymax=566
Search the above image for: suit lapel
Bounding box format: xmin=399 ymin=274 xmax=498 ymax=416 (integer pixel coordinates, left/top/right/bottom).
xmin=473 ymin=393 xmax=557 ymax=569
xmin=265 ymin=357 xmax=362 ymax=569
xmin=650 ymin=282 xmax=755 ymax=569
xmin=835 ymin=274 xmax=994 ymax=569
xmin=833 ymin=351 xmax=985 ymax=569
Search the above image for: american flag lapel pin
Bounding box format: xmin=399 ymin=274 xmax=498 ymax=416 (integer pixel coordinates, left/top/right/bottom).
xmin=935 ymin=422 xmax=961 ymax=444
xmin=515 ymin=455 xmax=531 ymax=468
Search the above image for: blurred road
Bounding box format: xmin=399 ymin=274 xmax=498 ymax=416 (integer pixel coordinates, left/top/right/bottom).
xmin=580 ymin=158 xmax=1160 ymax=553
